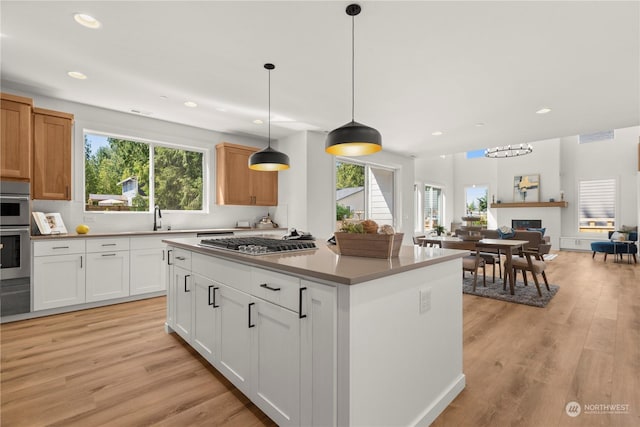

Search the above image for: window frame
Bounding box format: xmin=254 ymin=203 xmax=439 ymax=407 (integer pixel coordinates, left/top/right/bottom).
xmin=423 ymin=184 xmax=444 ymax=232
xmin=335 ymin=157 xmax=397 ymax=228
xmin=83 ymin=129 xmax=209 ymax=214
xmin=576 ymin=177 xmax=618 ymax=235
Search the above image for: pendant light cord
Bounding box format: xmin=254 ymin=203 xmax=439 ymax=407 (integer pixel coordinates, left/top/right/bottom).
xmin=268 ymin=67 xmax=271 ymax=148
xmin=351 ymin=13 xmax=355 ymax=122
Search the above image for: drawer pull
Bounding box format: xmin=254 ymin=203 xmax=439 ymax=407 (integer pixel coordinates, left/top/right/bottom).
xmin=260 ymin=283 xmax=281 ymax=292
xmin=299 ymin=287 xmax=307 ymax=319
xmin=208 ymin=285 xmax=214 ymax=306
xmin=213 ymin=287 xmax=220 ymax=308
xmin=248 ymin=302 xmax=255 ymax=328
xmin=184 ymin=275 xmax=191 ymax=292
xmin=175 ymin=256 xmax=186 ymax=261
xmin=101 ymin=253 xmax=116 ymax=257
xmin=52 ymin=246 xmax=70 ymax=249
xmin=101 ymin=243 xmax=117 ymax=247
xmin=167 ymin=249 xmax=173 ymax=265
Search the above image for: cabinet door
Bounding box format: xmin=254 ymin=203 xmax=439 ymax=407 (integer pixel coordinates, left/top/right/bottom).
xmin=174 ymin=266 xmax=192 ymax=342
xmin=32 ymin=112 xmax=72 ymax=200
xmin=192 ymin=274 xmax=217 ymax=363
xmin=250 ymin=169 xmax=278 ymax=206
xmin=85 ymin=251 xmax=130 ymax=302
xmin=301 ymin=282 xmax=337 ymax=427
xmin=251 ymin=299 xmax=300 ymax=426
xmin=217 ymin=145 xmax=252 ymax=205
xmin=216 ymin=283 xmax=252 ymax=395
xmin=0 ymin=98 xmax=31 ymax=180
xmin=130 ymin=248 xmax=166 ymax=295
xmin=33 ymin=254 xmax=85 ymax=310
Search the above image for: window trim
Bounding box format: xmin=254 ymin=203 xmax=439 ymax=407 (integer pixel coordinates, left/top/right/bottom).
xmin=576 ymin=176 xmax=618 ymax=235
xmin=335 ymin=157 xmax=398 ymax=228
xmin=83 ymin=129 xmax=209 ymax=214
xmin=423 ymin=183 xmax=444 ymax=232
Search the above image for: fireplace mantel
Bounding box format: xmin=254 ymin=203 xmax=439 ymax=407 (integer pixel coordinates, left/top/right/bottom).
xmin=490 ymin=201 xmax=568 ymax=208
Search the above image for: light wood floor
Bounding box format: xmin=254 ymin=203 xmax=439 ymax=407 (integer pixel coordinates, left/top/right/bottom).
xmin=1 ymin=251 xmax=638 ymax=427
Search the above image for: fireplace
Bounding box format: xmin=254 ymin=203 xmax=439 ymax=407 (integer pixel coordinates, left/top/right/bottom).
xmin=512 ymin=219 xmax=542 ymax=230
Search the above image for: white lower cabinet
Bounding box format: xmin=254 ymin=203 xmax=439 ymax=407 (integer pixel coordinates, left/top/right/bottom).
xmin=33 ymin=253 xmax=85 ymax=310
xmin=251 ymin=298 xmax=301 ymax=426
xmin=192 ymin=274 xmax=217 ymax=363
xmin=168 ymin=246 xmax=337 ymax=426
xmin=85 ymin=251 xmax=130 ymax=302
xmin=216 ymin=282 xmax=253 ymax=395
xmin=173 ymin=266 xmax=192 ymax=342
xmin=130 ymin=248 xmax=166 ymax=295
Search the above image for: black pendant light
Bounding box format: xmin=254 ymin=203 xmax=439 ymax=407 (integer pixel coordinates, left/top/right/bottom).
xmin=326 ymin=3 xmax=381 ymax=156
xmin=249 ymin=63 xmax=290 ymax=171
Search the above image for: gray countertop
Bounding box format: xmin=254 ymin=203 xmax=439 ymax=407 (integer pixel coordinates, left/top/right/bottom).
xmin=163 ymin=237 xmax=467 ymax=285
xmin=31 ymin=227 xmax=288 ymax=240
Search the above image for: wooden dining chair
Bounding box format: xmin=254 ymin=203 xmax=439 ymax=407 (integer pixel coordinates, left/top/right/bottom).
xmin=479 ymin=251 xmax=502 ymax=283
xmin=412 ymin=235 xmax=426 ymax=247
xmin=441 ymin=240 xmax=486 ymax=291
xmin=510 ymin=249 xmax=550 ymax=297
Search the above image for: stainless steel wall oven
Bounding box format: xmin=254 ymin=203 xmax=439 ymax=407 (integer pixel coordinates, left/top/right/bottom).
xmin=1 ymin=181 xmax=31 ymax=316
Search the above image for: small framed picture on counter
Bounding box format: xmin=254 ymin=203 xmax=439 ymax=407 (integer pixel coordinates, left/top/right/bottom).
xmin=32 ymin=212 xmax=68 ymax=235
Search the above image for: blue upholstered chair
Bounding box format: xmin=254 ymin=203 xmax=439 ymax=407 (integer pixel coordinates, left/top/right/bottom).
xmin=590 ymin=231 xmax=637 ymax=263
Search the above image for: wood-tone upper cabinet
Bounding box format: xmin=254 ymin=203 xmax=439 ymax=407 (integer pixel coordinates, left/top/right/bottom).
xmin=216 ymin=142 xmax=278 ymax=206
xmin=32 ymin=107 xmax=74 ymax=200
xmin=1 ymin=93 xmax=33 ymax=181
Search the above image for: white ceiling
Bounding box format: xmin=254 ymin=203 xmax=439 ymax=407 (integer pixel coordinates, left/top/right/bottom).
xmin=2 ymin=1 xmax=638 ymax=157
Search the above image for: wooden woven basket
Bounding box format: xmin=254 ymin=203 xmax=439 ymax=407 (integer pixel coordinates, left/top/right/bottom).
xmin=334 ymin=232 xmax=404 ymax=258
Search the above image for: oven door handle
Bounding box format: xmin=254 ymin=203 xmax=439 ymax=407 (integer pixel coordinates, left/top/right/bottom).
xmin=0 ymin=228 xmax=30 ymax=233
xmin=0 ymin=195 xmax=30 ymax=201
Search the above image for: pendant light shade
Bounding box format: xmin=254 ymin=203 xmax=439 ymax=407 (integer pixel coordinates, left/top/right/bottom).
xmin=326 ymin=3 xmax=382 ymax=156
xmin=249 ymin=63 xmax=290 ymax=171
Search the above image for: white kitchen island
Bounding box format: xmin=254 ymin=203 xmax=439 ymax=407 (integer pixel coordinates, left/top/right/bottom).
xmin=163 ymin=237 xmax=467 ymax=426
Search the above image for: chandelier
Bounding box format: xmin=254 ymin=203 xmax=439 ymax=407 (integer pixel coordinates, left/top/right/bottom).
xmin=484 ymin=144 xmax=533 ymax=158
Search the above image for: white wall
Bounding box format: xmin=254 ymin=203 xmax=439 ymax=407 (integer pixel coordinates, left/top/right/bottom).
xmin=560 ymin=126 xmax=639 ymax=237
xmin=7 ymin=87 xmax=284 ymax=233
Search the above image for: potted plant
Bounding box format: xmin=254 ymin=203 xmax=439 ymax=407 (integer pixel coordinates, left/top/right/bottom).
xmin=435 ymin=225 xmax=446 ymax=236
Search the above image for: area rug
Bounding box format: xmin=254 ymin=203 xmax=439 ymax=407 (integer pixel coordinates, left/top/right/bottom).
xmin=462 ymin=276 xmax=559 ymax=307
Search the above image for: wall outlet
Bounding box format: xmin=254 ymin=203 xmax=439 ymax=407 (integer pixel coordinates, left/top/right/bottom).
xmin=419 ymin=288 xmax=431 ymax=314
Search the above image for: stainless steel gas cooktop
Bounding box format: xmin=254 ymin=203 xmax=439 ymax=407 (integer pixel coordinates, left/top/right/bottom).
xmin=198 ymin=236 xmax=317 ymax=255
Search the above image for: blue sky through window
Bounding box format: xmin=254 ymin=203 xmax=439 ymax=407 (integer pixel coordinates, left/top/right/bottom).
xmin=466 ymin=149 xmax=486 ymax=159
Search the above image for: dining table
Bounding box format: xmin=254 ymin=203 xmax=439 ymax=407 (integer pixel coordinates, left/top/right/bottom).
xmin=418 ymin=236 xmax=528 ymax=295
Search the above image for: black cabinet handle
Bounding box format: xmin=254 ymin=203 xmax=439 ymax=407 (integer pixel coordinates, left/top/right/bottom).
xmin=260 ymin=283 xmax=281 ymax=292
xmin=184 ymin=274 xmax=191 ymax=292
xmin=175 ymin=256 xmax=186 ymax=261
xmin=213 ymin=287 xmax=220 ymax=308
xmin=299 ymin=287 xmax=307 ymax=319
xmin=162 ymin=250 xmax=165 ymax=261
xmin=52 ymin=246 xmax=69 ymax=249
xmin=167 ymin=249 xmax=173 ymax=265
xmin=101 ymin=243 xmax=117 ymax=247
xmin=80 ymin=255 xmax=83 ymax=269
xmin=248 ymin=302 xmax=255 ymax=328
xmin=208 ymin=285 xmax=214 ymax=306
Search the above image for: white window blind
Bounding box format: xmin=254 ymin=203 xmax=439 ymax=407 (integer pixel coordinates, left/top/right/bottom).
xmin=578 ymin=178 xmax=615 ymax=233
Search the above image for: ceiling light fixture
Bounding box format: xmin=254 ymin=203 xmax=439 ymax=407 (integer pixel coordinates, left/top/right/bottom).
xmin=484 ymin=144 xmax=533 ymax=158
xmin=248 ymin=63 xmax=290 ymax=171
xmin=325 ymin=4 xmax=381 ymax=156
xmin=73 ymin=13 xmax=101 ymax=29
xmin=253 ymin=119 xmax=264 ymax=124
xmin=536 ymin=107 xmax=551 ymax=114
xmin=67 ymin=71 xmax=87 ymax=80
xmin=432 ymin=131 xmax=443 ymax=136
xmin=184 ymin=101 xmax=198 ymax=108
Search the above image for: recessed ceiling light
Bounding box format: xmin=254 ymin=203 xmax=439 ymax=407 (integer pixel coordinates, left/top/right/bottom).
xmin=536 ymin=107 xmax=552 ymax=114
xmin=439 ymin=155 xmax=446 ymax=159
xmin=475 ymin=122 xmax=485 ymax=127
xmin=216 ymin=107 xmax=227 ymax=112
xmin=432 ymin=131 xmax=443 ymax=136
xmin=130 ymin=109 xmax=153 ymax=116
xmin=184 ymin=101 xmax=198 ymax=108
xmin=253 ymin=119 xmax=264 ymax=125
xmin=67 ymin=71 xmax=87 ymax=80
xmin=73 ymin=13 xmax=101 ymax=29
xmin=159 ymin=95 xmax=168 ymax=100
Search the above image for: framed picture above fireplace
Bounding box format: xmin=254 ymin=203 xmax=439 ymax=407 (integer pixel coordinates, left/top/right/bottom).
xmin=513 ymin=174 xmax=540 ymax=202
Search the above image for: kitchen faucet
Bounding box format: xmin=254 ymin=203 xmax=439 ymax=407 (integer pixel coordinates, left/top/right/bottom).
xmin=153 ymin=205 xmax=162 ymax=231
